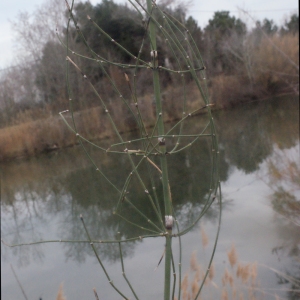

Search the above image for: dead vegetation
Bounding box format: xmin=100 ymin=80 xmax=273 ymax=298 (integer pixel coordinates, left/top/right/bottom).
xmin=0 ymin=83 xmax=203 ymax=161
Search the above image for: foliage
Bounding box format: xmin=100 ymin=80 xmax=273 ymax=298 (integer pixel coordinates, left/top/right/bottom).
xmin=0 ymin=0 xmax=298 ymax=133
xmin=205 ymin=11 xmax=246 ymax=36
xmin=256 ymin=18 xmax=278 ymax=35
xmin=74 ymin=0 xmax=146 ymax=63
xmin=203 ymin=11 xmax=247 ymax=75
xmin=281 ymin=14 xmax=299 ymax=35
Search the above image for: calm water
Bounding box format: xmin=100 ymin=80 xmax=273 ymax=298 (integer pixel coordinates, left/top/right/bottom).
xmin=1 ymin=96 xmax=299 ymax=300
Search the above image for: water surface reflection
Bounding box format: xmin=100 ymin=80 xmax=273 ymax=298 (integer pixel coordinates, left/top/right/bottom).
xmin=1 ymin=96 xmax=299 ymax=299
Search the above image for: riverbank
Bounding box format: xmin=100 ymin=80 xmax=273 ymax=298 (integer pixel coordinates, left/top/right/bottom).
xmin=0 ymin=83 xmax=202 ymax=161
xmin=0 ymin=80 xmax=297 ymax=162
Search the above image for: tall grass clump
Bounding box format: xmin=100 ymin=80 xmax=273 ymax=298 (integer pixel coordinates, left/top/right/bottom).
xmin=2 ymin=0 xmax=222 ymax=299
xmin=180 ymin=232 xmax=300 ymax=300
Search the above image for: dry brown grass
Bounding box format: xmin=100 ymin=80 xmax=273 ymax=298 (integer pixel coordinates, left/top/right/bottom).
xmin=0 ymin=105 xmax=123 ymax=161
xmin=209 ymin=75 xmax=252 ymax=108
xmin=0 ymin=81 xmax=205 ymax=161
xmin=254 ymin=33 xmax=299 ymax=94
xmin=209 ymin=33 xmax=298 ymax=108
xmin=0 ymin=116 xmax=76 ymax=161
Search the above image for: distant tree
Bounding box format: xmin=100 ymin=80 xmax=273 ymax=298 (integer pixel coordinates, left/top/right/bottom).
xmin=185 ymin=16 xmax=204 ymax=53
xmin=11 ymin=0 xmax=66 ymax=63
xmin=75 ymin=0 xmax=145 ymax=63
xmin=205 ymin=11 xmax=246 ymax=36
xmin=256 ymin=18 xmax=278 ymax=36
xmin=0 ymin=71 xmax=16 ymax=127
xmin=0 ymin=65 xmax=41 ymax=126
xmin=250 ymin=18 xmax=278 ymax=48
xmin=8 ymin=0 xmax=67 ymax=110
xmin=35 ymin=41 xmax=66 ymax=105
xmin=281 ymin=14 xmax=299 ymax=35
xmin=204 ymin=11 xmax=246 ymax=74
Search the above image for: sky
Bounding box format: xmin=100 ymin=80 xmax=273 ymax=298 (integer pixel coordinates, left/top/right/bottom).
xmin=0 ymin=0 xmax=298 ymax=70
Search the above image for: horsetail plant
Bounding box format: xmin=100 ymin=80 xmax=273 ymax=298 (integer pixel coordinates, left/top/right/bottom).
xmin=2 ymin=0 xmax=222 ymax=299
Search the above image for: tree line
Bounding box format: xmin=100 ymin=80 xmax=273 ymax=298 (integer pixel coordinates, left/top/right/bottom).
xmin=0 ymin=0 xmax=298 ymax=128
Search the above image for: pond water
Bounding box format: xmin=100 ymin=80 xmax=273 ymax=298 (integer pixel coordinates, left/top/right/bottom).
xmin=1 ymin=96 xmax=299 ymax=300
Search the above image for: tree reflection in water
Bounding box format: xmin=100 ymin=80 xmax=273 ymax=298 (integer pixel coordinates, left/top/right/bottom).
xmin=1 ymin=96 xmax=299 ymax=299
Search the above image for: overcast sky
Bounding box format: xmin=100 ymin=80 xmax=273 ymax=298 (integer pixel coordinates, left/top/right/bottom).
xmin=0 ymin=0 xmax=298 ymax=69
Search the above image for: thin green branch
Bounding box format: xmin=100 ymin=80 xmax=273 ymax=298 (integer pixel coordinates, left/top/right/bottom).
xmin=193 ymin=182 xmax=222 ymax=298
xmin=80 ymin=214 xmax=130 ymax=299
xmin=118 ymin=241 xmax=140 ymax=300
xmin=1 ymin=233 xmax=164 ymax=247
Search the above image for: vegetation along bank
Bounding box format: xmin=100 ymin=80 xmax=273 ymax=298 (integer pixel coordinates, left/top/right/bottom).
xmin=0 ymin=0 xmax=298 ymax=161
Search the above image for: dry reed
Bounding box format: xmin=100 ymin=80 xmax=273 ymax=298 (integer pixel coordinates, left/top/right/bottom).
xmin=0 ymin=82 xmax=203 ymax=161
xmin=201 ymin=226 xmax=209 ymax=249
xmin=208 ymin=262 xmax=215 ymax=281
xmin=227 ymin=244 xmax=238 ymax=268
xmin=56 ymin=283 xmax=66 ymax=300
xmin=180 ymin=243 xmax=270 ymax=300
xmin=190 ymin=251 xmax=199 ymax=272
xmin=221 ymin=288 xmax=229 ymax=300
